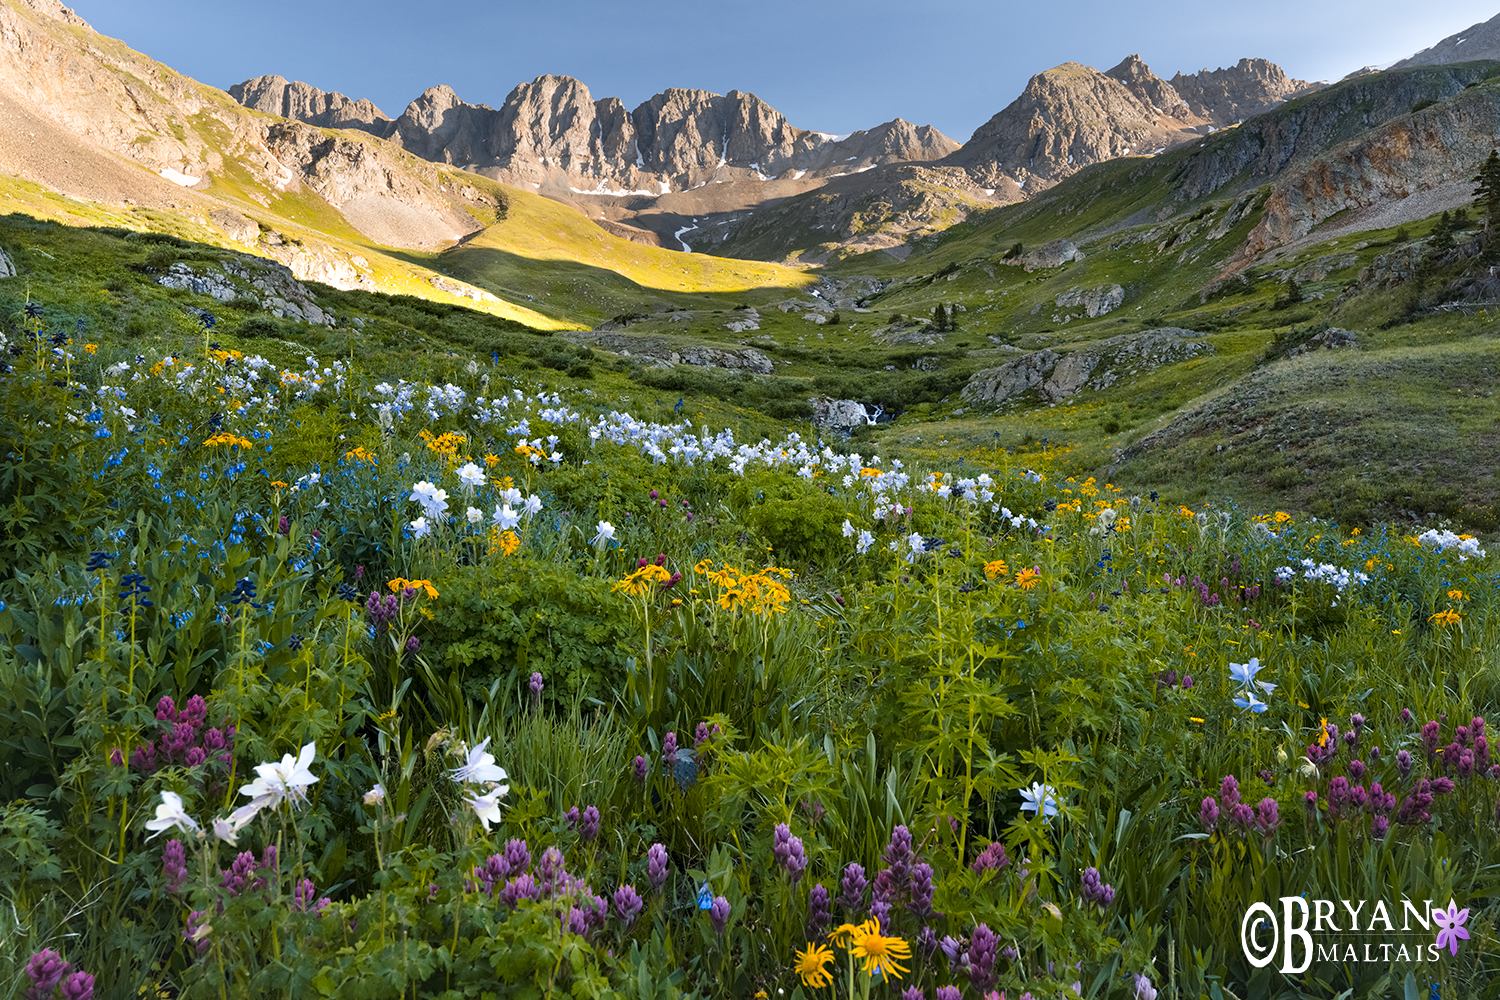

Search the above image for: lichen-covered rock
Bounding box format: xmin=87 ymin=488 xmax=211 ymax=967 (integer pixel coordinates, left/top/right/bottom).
xmin=723 ymin=307 xmax=760 ymax=333
xmin=1003 ymin=239 xmax=1086 ymax=272
xmin=1285 ymin=327 xmax=1357 ymax=357
xmin=963 ymin=329 xmax=1214 ymax=406
xmin=1055 ymin=283 xmax=1125 ymax=317
xmin=156 ymin=258 xmax=334 ymax=325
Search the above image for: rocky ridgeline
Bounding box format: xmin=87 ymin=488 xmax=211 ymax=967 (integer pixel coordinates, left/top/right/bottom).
xmin=947 ymin=54 xmax=1320 ymax=192
xmin=230 ymin=76 xmax=395 ymax=137
xmin=962 ymin=329 xmax=1213 ymax=407
xmin=231 ymin=74 xmax=957 ymax=196
xmin=1391 ymin=11 xmax=1500 ymax=69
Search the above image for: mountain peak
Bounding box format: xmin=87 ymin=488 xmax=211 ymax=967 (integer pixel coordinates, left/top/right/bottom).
xmin=1390 ymin=11 xmax=1500 ymax=69
xmin=229 ymin=75 xmax=394 ymax=137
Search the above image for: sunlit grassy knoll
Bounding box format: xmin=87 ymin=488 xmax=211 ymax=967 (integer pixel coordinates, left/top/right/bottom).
xmin=441 ymin=182 xmax=816 ymax=328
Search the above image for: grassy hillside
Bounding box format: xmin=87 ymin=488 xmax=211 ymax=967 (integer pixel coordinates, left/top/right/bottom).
xmin=438 ymin=183 xmax=815 ymax=327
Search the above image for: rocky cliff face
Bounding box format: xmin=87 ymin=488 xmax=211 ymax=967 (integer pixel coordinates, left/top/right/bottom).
xmin=230 ymin=75 xmax=396 ymax=138
xmin=1238 ymin=76 xmax=1500 ymax=263
xmin=11 ymin=0 xmax=86 ymax=28
xmin=1165 ymin=63 xmax=1499 ymax=208
xmin=948 ymin=54 xmax=1321 ymax=194
xmin=237 ymin=72 xmax=957 ymax=196
xmin=0 ymin=0 xmax=504 ymax=269
xmin=947 ymin=57 xmax=1207 ymax=190
xmin=1391 ymin=12 xmax=1500 ymax=69
xmin=1169 ymin=58 xmax=1321 ymax=123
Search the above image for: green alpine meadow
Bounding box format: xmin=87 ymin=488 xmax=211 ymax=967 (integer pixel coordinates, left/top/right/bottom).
xmin=3 ymin=1 xmax=1500 ymax=997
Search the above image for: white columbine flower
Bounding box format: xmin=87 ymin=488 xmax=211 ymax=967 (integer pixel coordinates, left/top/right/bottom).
xmin=211 ymin=802 xmax=261 ymax=846
xmin=363 ymin=784 xmax=385 ymax=807
xmin=522 ymin=494 xmax=543 ymax=517
xmin=502 ymin=487 xmax=523 ymax=507
xmin=841 ymin=519 xmax=855 ymax=538
xmin=856 ymin=529 xmax=874 ymax=554
xmin=238 ymin=741 xmax=319 ymax=812
xmin=493 ymin=505 xmax=520 ymax=531
xmin=410 ymin=516 xmax=431 ymax=539
xmin=466 ymin=506 xmax=484 ymax=526
xmin=465 ymin=788 xmax=505 ymax=832
xmin=450 ymin=736 xmax=509 ymax=786
xmin=410 ymin=481 xmax=449 ymax=518
xmin=145 ymin=790 xmax=203 ymax=840
xmin=592 ymin=520 xmax=615 ymax=546
xmin=455 ymin=462 xmax=486 ymax=489
xmin=907 ymin=532 xmax=926 ymax=555
xmin=1019 ymin=782 xmax=1060 ymax=819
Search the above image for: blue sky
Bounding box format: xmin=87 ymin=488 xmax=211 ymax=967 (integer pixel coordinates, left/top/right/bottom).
xmin=72 ymin=1 xmax=1500 ymax=141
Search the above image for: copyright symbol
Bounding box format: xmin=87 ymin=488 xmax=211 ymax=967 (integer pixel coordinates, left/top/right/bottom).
xmin=1241 ymin=902 xmax=1278 ymax=968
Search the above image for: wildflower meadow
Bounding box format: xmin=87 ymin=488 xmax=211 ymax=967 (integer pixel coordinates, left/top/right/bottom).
xmin=1 ymin=319 xmax=1498 ymax=999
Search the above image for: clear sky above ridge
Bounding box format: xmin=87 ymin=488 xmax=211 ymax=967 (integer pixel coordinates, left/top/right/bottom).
xmin=71 ymin=0 xmax=1500 ymax=142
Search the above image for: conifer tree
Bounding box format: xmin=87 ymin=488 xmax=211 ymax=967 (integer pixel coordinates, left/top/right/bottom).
xmin=1472 ymin=149 xmax=1500 ymax=235
xmin=1431 ymin=211 xmax=1456 ymax=254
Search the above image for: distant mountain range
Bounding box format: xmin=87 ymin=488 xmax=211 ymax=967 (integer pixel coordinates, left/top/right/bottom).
xmin=1 ymin=0 xmax=1496 ymax=276
xmin=223 ymin=54 xmax=1319 ymax=258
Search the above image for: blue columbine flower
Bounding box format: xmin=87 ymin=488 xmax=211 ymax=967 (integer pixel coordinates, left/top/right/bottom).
xmin=1228 ymin=658 xmax=1262 ymax=687
xmin=1233 ymin=690 xmax=1269 ymax=713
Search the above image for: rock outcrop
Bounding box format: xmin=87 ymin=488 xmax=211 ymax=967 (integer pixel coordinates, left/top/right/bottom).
xmin=1055 ymin=284 xmax=1124 ymax=317
xmin=156 ymin=257 xmax=335 ymax=325
xmin=229 ymin=76 xmax=396 ymax=137
xmin=11 ymin=0 xmax=88 ymax=28
xmin=1003 ymin=239 xmax=1086 ymax=271
xmin=0 ymin=245 xmax=16 ymax=277
xmin=1162 ymin=62 xmax=1500 ymax=218
xmin=963 ymin=329 xmax=1213 ymax=406
xmin=1284 ymin=327 xmax=1357 ymax=357
xmin=1234 ymin=71 xmax=1500 ymax=263
xmin=262 ymin=120 xmax=485 ymax=249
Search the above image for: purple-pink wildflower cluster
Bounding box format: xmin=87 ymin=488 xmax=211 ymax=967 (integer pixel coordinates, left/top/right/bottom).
xmin=25 ymin=949 xmax=94 ymax=1000
xmin=129 ymin=695 xmax=234 ymax=776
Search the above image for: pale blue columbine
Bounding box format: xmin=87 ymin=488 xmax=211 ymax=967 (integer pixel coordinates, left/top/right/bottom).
xmin=1019 ymin=781 xmax=1060 ymax=819
xmin=1228 ymin=658 xmax=1262 ymax=687
xmin=1232 ymin=690 xmax=1269 ymax=713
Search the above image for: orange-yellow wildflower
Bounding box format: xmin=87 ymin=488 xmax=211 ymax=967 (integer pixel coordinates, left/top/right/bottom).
xmin=794 ymin=942 xmax=834 ymax=988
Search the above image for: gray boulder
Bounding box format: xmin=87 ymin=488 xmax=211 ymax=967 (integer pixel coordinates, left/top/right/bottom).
xmin=1003 ymin=238 xmax=1086 ymax=272
xmin=1285 ymin=327 xmax=1357 ymax=357
xmin=156 ymin=257 xmax=334 ymax=326
xmin=810 ymin=397 xmax=877 ymax=433
xmin=1055 ymin=283 xmax=1125 ymax=317
xmin=0 ymin=246 xmax=16 ymax=278
xmin=963 ymin=328 xmax=1213 ymax=406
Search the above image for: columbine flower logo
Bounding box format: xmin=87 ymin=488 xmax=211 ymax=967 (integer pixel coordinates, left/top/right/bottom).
xmin=1433 ymin=898 xmax=1470 ymax=955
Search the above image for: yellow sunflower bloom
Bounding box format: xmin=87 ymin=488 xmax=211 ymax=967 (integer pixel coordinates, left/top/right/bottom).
xmin=845 ymin=918 xmax=910 ymax=980
xmin=1429 ymin=609 xmax=1462 ymax=626
xmin=613 ymin=564 xmax=672 ymax=596
xmin=1015 ymin=566 xmax=1041 ymax=590
xmin=794 ymin=942 xmax=835 ymax=988
xmin=984 ymin=559 xmax=1009 ymax=580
